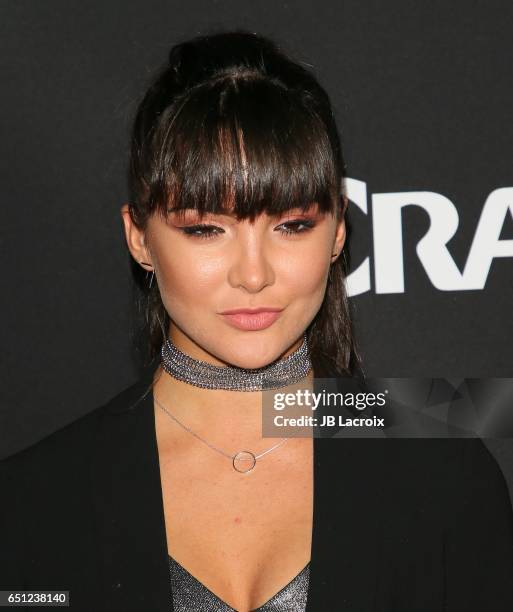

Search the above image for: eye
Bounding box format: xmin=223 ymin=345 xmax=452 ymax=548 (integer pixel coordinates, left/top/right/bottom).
xmin=276 ymin=219 xmax=316 ymax=236
xmin=179 ymin=219 xmax=316 ymax=240
xmin=180 ymin=224 xmax=224 ymax=240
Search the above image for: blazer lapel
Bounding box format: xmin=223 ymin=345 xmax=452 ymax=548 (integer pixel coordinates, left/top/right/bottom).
xmin=305 ymin=436 xmax=385 ymax=611
xmin=91 ymin=360 xmax=173 ymax=612
xmin=304 ymin=375 xmax=385 ymax=611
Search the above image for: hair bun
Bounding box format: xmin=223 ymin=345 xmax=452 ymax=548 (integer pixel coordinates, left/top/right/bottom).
xmin=167 ymin=31 xmax=284 ymax=87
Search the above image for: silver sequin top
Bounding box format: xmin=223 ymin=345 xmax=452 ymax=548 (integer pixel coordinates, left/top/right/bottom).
xmin=168 ymin=555 xmax=310 ymax=611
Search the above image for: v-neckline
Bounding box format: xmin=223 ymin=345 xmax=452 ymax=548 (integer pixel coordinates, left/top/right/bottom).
xmin=168 ymin=553 xmax=311 ymax=611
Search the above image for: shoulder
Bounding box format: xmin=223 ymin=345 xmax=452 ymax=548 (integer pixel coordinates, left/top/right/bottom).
xmin=327 ymin=436 xmax=512 ymax=518
xmin=380 ymin=437 xmax=509 ymax=496
xmin=0 ymin=404 xmax=103 ymax=487
xmin=0 ymin=368 xmax=155 ymax=484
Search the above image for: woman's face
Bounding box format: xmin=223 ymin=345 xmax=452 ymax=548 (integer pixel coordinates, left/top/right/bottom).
xmin=121 ymin=201 xmax=346 ymax=369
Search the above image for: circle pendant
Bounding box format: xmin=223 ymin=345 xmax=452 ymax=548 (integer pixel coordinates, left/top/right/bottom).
xmin=232 ymin=450 xmax=257 ymax=473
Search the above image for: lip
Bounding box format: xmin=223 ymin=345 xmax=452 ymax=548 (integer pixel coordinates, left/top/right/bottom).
xmin=220 ymin=307 xmax=283 ymax=314
xmin=220 ymin=309 xmax=283 ymax=331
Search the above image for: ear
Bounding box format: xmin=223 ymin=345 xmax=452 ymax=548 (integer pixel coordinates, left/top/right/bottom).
xmin=120 ymin=203 xmax=153 ymax=270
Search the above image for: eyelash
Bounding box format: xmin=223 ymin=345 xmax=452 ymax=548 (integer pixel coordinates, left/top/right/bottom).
xmin=180 ymin=220 xmax=316 ymax=240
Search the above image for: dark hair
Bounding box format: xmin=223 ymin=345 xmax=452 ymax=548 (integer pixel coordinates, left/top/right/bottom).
xmin=127 ymin=30 xmax=363 ymax=378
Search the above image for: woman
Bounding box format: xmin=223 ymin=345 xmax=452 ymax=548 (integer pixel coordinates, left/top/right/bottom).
xmin=1 ymin=30 xmax=513 ymax=612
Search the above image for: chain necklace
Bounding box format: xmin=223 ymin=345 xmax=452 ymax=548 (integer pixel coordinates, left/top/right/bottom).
xmin=154 ymin=394 xmax=290 ymax=474
xmin=160 ymin=332 xmax=311 ymax=391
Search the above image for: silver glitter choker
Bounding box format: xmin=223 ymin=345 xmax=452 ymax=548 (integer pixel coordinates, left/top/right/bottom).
xmin=160 ymin=332 xmax=312 ymax=391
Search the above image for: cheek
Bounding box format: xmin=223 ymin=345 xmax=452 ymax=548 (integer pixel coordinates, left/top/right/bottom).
xmin=279 ymin=246 xmax=330 ymax=326
xmin=156 ymin=249 xmax=223 ymax=316
xmin=282 ymin=243 xmax=329 ymax=295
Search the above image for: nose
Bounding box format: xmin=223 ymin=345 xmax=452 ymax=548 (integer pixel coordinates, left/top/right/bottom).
xmin=227 ymin=231 xmax=275 ymax=293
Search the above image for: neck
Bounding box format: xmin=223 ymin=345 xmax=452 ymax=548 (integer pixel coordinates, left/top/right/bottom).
xmin=160 ymin=328 xmax=311 ymax=393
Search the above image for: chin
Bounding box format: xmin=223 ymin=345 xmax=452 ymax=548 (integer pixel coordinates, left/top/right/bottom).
xmin=221 ymin=350 xmax=277 ymax=370
xmin=218 ymin=335 xmax=295 ymax=370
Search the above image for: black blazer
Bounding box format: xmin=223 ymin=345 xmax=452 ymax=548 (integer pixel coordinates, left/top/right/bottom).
xmin=1 ymin=362 xmax=513 ymax=611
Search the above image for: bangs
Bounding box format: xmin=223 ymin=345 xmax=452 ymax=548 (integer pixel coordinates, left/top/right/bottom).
xmin=147 ymin=76 xmax=341 ymax=222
